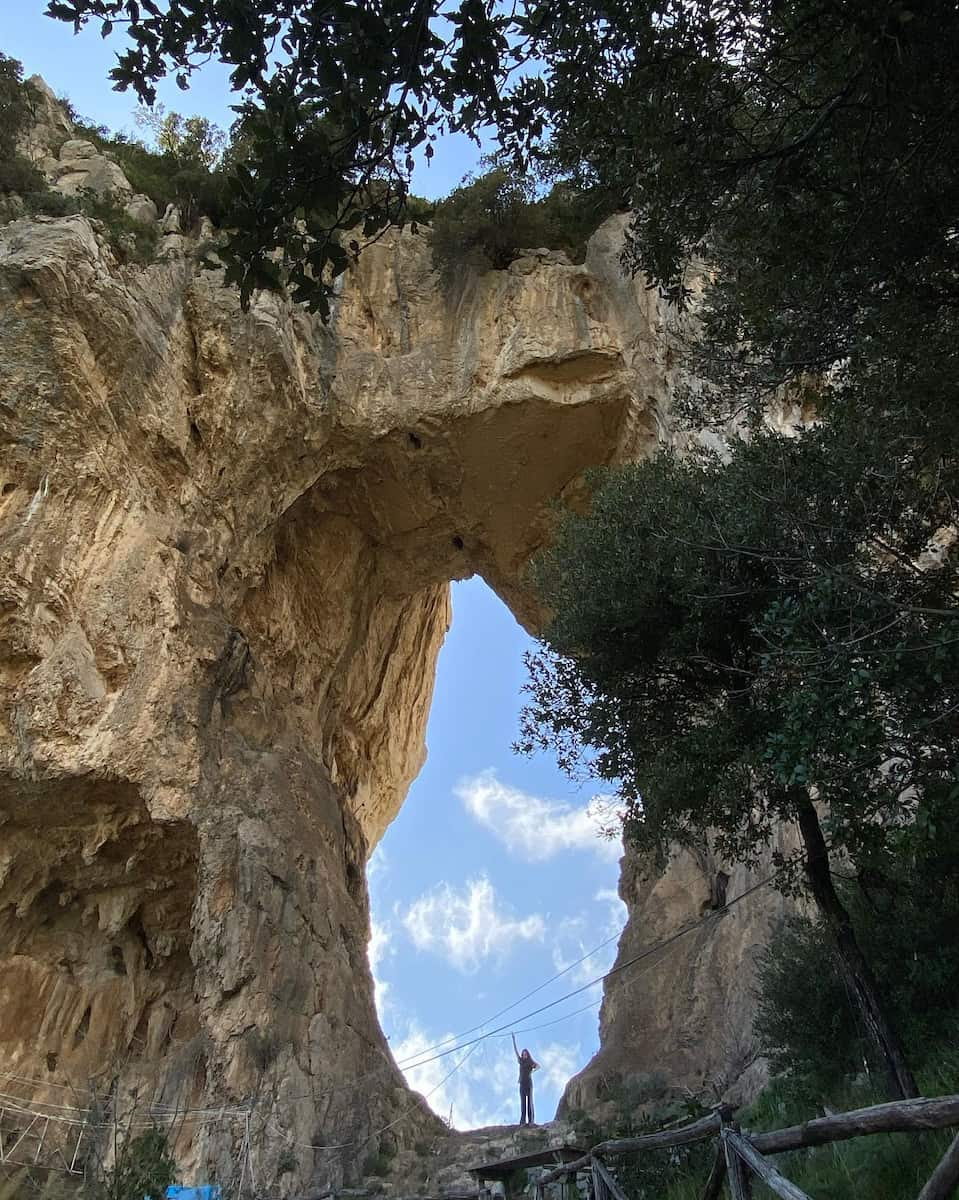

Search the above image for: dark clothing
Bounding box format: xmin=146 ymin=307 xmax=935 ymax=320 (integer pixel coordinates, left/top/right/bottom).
xmin=518 ymin=1054 xmax=537 ymax=1125
xmin=520 ymin=1084 xmax=534 ymax=1125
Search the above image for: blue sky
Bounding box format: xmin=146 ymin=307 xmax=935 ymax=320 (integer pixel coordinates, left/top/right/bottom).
xmin=370 ymin=580 xmax=625 ymax=1129
xmin=2 ymin=7 xmax=483 ymax=199
xmin=3 ymin=13 xmax=626 ymax=1128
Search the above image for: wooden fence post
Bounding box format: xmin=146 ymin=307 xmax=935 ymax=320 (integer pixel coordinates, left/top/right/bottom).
xmin=918 ymin=1131 xmax=959 ymax=1200
xmin=721 ymin=1127 xmax=752 ymax=1200
xmin=591 ymin=1157 xmax=629 ymax=1200
xmin=700 ymin=1143 xmax=727 ymax=1200
xmin=590 ymin=1157 xmax=605 ymax=1200
xmin=725 ymin=1129 xmax=813 ymax=1200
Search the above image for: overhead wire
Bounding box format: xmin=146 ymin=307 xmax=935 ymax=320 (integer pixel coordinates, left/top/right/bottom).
xmin=390 ymin=925 xmax=624 ymax=1067
xmin=0 ymin=860 xmax=793 ymax=1147
xmin=388 ymin=866 xmax=784 ymax=1077
xmin=274 ymin=921 xmax=629 ymax=1106
xmin=264 ymin=864 xmax=787 ymax=1155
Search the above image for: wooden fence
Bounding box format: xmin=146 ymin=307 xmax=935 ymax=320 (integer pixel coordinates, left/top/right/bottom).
xmin=534 ymin=1094 xmax=959 ymax=1200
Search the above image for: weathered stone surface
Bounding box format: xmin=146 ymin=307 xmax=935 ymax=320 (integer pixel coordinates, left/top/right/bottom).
xmin=560 ymin=830 xmax=800 ymax=1121
xmin=18 ymin=76 xmax=74 ymax=165
xmin=50 ymin=138 xmax=134 ymax=199
xmin=0 ymin=200 xmax=694 ymax=1193
xmin=126 ymin=194 xmax=159 ymax=226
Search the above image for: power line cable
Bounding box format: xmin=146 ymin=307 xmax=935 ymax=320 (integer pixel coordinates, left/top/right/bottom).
xmin=271 ymin=861 xmax=790 ymax=1114
xmin=391 ymin=867 xmax=783 ymax=1077
xmin=390 ymin=926 xmax=624 ymax=1067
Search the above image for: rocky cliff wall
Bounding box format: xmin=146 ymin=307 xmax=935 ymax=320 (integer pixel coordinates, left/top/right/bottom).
xmin=560 ymin=838 xmax=798 ymax=1122
xmin=0 ymin=187 xmax=694 ymax=1193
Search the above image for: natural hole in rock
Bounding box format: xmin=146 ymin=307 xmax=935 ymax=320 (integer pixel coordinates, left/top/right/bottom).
xmin=369 ymin=577 xmax=626 ymax=1131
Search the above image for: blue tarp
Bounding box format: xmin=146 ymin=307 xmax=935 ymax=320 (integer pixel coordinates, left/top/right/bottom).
xmin=164 ymin=1188 xmax=221 ymax=1200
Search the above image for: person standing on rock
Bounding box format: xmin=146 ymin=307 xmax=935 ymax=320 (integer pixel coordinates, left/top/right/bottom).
xmin=512 ymin=1033 xmax=539 ymax=1125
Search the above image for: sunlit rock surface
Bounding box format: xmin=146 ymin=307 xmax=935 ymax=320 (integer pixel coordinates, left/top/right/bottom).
xmin=0 ymin=158 xmax=704 ymax=1193
xmin=0 ymin=82 xmax=805 ymax=1196
xmin=560 ymin=835 xmax=800 ymax=1123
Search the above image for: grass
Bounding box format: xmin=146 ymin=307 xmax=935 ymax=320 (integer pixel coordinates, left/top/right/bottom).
xmin=740 ymin=1055 xmax=959 ymax=1200
xmin=590 ymin=1053 xmax=959 ymax=1200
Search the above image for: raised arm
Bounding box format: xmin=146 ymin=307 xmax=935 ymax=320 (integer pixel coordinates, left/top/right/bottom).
xmin=511 ymin=1033 xmax=521 ymax=1061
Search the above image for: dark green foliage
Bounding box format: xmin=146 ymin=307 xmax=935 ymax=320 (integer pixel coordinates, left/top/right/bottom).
xmin=0 ymin=156 xmax=45 ymax=196
xmin=77 ymin=188 xmax=159 ymax=263
xmin=536 ymin=1 xmax=959 ymax=387
xmin=361 ymin=1152 xmax=391 ymax=1178
xmin=86 ymin=1127 xmax=176 ymax=1200
xmin=430 ymin=168 xmax=612 ymax=285
xmin=276 ymin=1148 xmax=297 ymax=1176
xmin=737 ymin=1062 xmax=959 ymax=1200
xmin=520 ymin=415 xmax=959 ymax=873
xmin=0 ymin=52 xmax=49 ymax=198
xmin=22 ymin=190 xmax=79 ymax=217
xmin=0 ymin=52 xmax=34 ymax=163
xmin=67 ymin=114 xmax=232 ymax=228
xmin=756 ymin=802 xmax=959 ymax=1087
xmin=44 ymin=0 xmax=547 ymax=312
xmin=47 ymin=0 xmax=959 ymax=324
xmin=567 ymin=1093 xmax=714 ymax=1200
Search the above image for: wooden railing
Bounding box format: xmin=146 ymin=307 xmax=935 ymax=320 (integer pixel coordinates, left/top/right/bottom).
xmin=535 ymin=1094 xmax=959 ymax=1200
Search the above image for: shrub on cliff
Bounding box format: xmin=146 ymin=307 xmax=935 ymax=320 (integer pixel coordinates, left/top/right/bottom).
xmin=62 ymin=102 xmax=233 ymax=229
xmin=430 ymin=168 xmax=612 ymax=286
xmin=0 ymin=52 xmax=49 ymax=200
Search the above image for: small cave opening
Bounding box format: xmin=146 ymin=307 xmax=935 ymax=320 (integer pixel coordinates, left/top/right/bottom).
xmin=367 ymin=578 xmax=626 ymax=1131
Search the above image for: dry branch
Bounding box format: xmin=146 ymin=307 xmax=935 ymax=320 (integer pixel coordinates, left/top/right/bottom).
xmin=538 ymin=1112 xmax=724 ymax=1184
xmin=701 ymin=1143 xmax=727 ymax=1200
xmin=752 ymin=1095 xmax=959 ymax=1155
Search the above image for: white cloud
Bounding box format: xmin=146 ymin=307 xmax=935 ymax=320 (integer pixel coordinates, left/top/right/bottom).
xmin=391 ymin=1023 xmax=582 ymax=1131
xmin=550 ymin=888 xmax=627 ymax=987
xmin=456 ymin=770 xmax=623 ymax=862
xmin=369 ymin=917 xmax=393 ymax=1016
xmin=392 ymin=1023 xmax=514 ymax=1129
xmin=368 ymin=844 xmax=389 ymax=882
xmin=536 ymin=1040 xmax=582 ymax=1096
xmin=400 ymin=876 xmax=545 ymax=974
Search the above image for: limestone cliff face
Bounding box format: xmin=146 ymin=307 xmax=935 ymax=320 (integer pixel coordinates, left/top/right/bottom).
xmin=0 ymin=195 xmax=689 ymax=1192
xmin=560 ymin=835 xmax=799 ymax=1122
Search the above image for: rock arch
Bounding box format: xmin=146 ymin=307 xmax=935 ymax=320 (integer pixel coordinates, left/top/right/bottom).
xmin=0 ymin=212 xmax=685 ymax=1191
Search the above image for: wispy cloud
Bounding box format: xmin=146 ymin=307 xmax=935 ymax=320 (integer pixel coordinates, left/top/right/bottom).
xmin=456 ymin=770 xmax=622 ymax=862
xmin=391 ymin=1023 xmax=582 ymax=1131
xmin=550 ymin=888 xmax=627 ymax=987
xmin=368 ymin=917 xmax=393 ymax=1015
xmin=400 ymin=876 xmax=545 ymax=974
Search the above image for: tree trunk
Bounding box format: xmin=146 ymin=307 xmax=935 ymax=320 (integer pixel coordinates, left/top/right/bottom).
xmin=793 ymin=793 xmax=919 ymax=1100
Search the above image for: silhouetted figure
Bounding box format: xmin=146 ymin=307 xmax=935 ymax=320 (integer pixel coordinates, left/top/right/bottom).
xmin=512 ymin=1033 xmax=539 ymax=1125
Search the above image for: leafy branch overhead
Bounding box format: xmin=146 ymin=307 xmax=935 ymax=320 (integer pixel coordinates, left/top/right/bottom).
xmin=44 ymin=0 xmax=547 ymax=312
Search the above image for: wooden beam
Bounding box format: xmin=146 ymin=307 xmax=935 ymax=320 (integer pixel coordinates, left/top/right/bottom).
xmin=700 ymin=1144 xmax=727 ymax=1200
xmin=725 ymin=1130 xmax=812 ymax=1200
xmin=917 ymin=1131 xmax=959 ymax=1200
xmin=722 ymin=1128 xmax=751 ymax=1200
xmin=590 ymin=1158 xmax=604 ymax=1200
xmin=752 ymin=1095 xmax=959 ymax=1155
xmin=538 ymin=1112 xmax=724 ymax=1184
xmin=591 ymin=1156 xmax=630 ymax=1200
